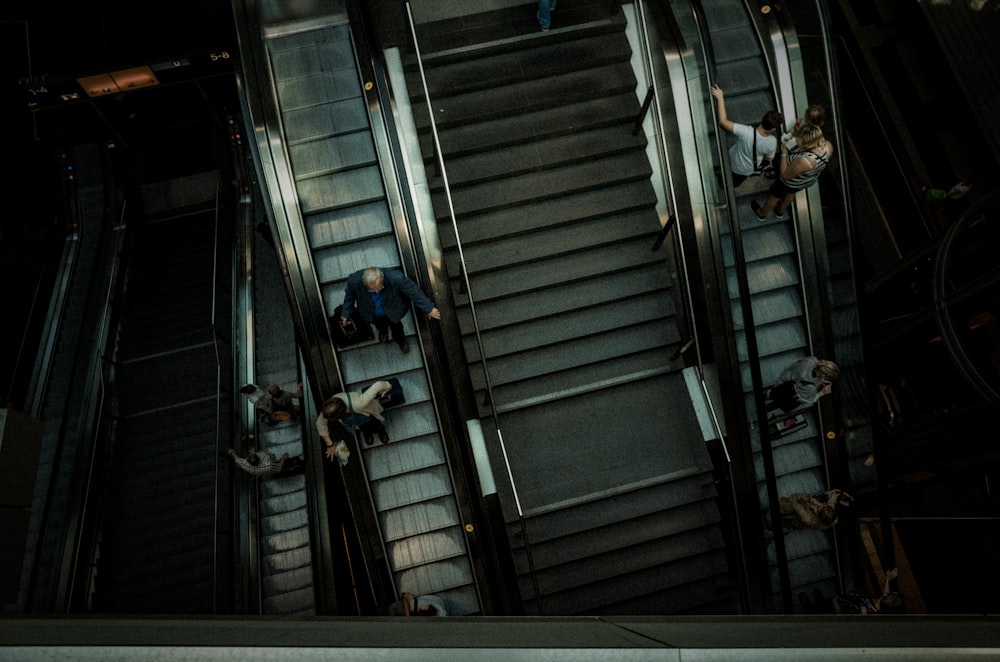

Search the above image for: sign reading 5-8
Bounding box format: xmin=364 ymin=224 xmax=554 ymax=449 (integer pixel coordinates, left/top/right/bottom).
xmin=20 ymin=47 xmax=235 ymax=110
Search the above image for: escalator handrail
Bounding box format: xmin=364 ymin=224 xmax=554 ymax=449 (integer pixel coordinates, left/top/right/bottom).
xmin=230 ymin=130 xmax=263 ymax=615
xmin=231 ymin=0 xmax=355 ymax=615
xmin=632 ymin=1 xmax=710 ymax=388
xmin=673 ymin=0 xmax=795 ymax=612
xmin=33 ymin=145 xmax=129 ymax=612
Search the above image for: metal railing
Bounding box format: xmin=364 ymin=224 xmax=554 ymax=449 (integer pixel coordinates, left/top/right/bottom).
xmin=403 ymin=0 xmax=543 ymax=612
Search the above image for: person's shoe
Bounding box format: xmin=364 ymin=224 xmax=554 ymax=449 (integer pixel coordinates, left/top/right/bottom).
xmin=750 ymin=200 xmax=767 ymax=220
xmin=774 ymin=207 xmax=787 ymax=220
xmin=537 ymin=11 xmax=549 ymax=30
xmin=399 ymin=340 xmax=410 ymax=354
xmin=378 ymin=430 xmax=390 ymax=444
xmin=363 ymin=430 xmax=375 ymax=446
xmin=378 ymin=330 xmax=389 ymax=344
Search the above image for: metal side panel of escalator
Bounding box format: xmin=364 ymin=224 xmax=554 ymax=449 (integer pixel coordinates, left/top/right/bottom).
xmin=239 ymin=4 xmax=481 ymax=615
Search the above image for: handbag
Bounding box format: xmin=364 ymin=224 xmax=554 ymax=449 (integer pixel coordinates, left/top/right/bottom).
xmin=369 ymin=377 xmax=405 ymax=409
xmin=752 ymin=125 xmax=775 ymax=178
xmin=330 ymin=304 xmax=374 ymax=348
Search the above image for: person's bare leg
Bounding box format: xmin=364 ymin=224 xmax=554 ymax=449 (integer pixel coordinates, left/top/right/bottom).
xmin=754 ymin=193 xmax=780 ymax=219
xmin=774 ymin=192 xmax=794 ymax=217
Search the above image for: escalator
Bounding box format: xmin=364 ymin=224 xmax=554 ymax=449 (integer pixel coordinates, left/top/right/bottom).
xmin=19 ymin=143 xmax=117 ymax=611
xmin=694 ymin=0 xmax=856 ymax=609
xmin=232 ymin=0 xmax=481 ymax=615
xmin=92 ymin=168 xmax=234 ymax=613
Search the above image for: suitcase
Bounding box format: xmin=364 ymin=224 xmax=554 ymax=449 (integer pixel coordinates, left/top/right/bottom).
xmin=331 ymin=305 xmax=373 ymax=348
xmin=370 ymin=377 xmax=405 ymax=409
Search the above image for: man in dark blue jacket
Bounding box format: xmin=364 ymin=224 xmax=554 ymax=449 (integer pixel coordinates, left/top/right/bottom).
xmin=340 ymin=266 xmax=440 ymax=353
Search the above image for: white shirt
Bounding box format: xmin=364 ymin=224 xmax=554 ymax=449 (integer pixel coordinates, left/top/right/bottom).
xmin=730 ymin=123 xmax=778 ymax=176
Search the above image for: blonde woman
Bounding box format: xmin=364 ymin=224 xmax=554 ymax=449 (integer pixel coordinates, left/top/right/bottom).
xmin=752 ymin=124 xmax=833 ymax=220
xmin=317 ymin=380 xmax=393 ymax=456
xmin=767 ymin=356 xmax=840 ymax=416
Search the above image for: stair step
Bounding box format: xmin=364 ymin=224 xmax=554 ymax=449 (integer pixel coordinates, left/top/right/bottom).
xmin=115 ymin=345 xmax=220 ymax=414
xmin=721 ymin=222 xmax=797 ymax=267
xmin=261 ymin=504 xmax=309 ymax=535
xmin=421 ymin=61 xmax=636 ymax=131
xmin=469 ymin=318 xmax=679 ymax=389
xmin=454 ymin=238 xmax=665 ymax=304
xmin=263 ymin=545 xmax=313 ymax=574
xmin=726 ymin=253 xmax=801 ymax=296
xmin=262 ymin=565 xmax=314 ymax=596
xmin=381 ymin=496 xmax=462 ymax=541
xmin=456 ymin=208 xmax=658 ymax=277
xmin=460 ymin=265 xmax=671 ymax=332
xmin=437 ymin=151 xmax=653 ymax=222
xmin=372 ymin=463 xmax=454 ymax=511
xmin=305 ymin=200 xmax=394 ymax=250
xmin=583 ymin=572 xmax=736 ymax=616
xmin=288 ymin=129 xmax=377 ymax=180
xmin=514 ymin=500 xmax=724 ymax=571
xmin=521 ymin=547 xmax=731 ymax=615
xmin=297 ymin=164 xmax=385 ymax=214
xmin=283 ymin=95 xmax=368 ymax=144
xmin=436 ymin=125 xmax=646 ymax=188
xmin=388 ymin=526 xmax=469 ymax=571
xmin=735 ymin=316 xmax=808 ymax=362
xmin=263 ymin=587 xmax=315 ymax=615
xmin=731 ymin=287 xmax=804 ymax=329
xmin=478 ymin=348 xmax=680 ymax=417
xmin=413 ymin=1 xmax=625 ymax=63
xmin=274 ymin=63 xmax=364 ymax=113
xmin=508 ymin=472 xmax=717 ymax=542
xmin=365 ymin=433 xmax=447 ymax=481
xmin=523 ymin=524 xmax=726 ymax=594
xmin=430 ymin=94 xmax=639 ymax=159
xmin=441 ymin=179 xmax=657 ymax=249
xmin=417 ymin=29 xmax=631 ymax=100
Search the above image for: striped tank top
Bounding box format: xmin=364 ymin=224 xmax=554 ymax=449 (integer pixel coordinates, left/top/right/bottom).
xmin=782 ymin=142 xmax=830 ymax=191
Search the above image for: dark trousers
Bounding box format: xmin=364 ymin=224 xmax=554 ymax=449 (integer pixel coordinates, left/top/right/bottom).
xmin=767 ymin=381 xmax=801 ymax=413
xmin=358 ymin=417 xmax=387 ymax=444
xmin=277 ymin=456 xmax=305 ymax=477
xmin=372 ymin=315 xmax=406 ymax=346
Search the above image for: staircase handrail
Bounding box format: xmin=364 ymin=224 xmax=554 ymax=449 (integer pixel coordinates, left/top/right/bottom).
xmin=403 ymin=0 xmax=543 ymax=613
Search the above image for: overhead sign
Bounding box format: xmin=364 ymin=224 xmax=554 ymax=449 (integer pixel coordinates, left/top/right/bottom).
xmin=20 ymin=49 xmax=235 ymax=110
